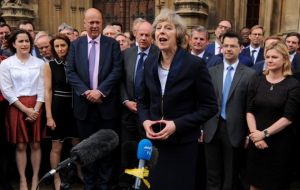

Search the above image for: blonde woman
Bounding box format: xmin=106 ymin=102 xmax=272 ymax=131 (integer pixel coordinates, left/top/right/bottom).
xmin=246 ymin=41 xmax=300 ymax=190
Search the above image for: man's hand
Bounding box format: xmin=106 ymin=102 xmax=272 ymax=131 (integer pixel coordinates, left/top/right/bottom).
xmin=124 ymin=101 xmax=137 ymax=112
xmin=85 ymin=90 xmax=103 ymax=103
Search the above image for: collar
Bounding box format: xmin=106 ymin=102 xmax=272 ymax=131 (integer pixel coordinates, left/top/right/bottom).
xmin=138 ymin=45 xmax=151 ymax=55
xmin=249 ymin=45 xmax=260 ymax=52
xmin=191 ymin=50 xmax=205 ymax=58
xmin=223 ymin=59 xmax=239 ymax=71
xmin=87 ymin=35 xmax=101 ymax=44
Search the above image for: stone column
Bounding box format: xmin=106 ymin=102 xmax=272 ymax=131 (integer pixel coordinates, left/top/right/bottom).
xmin=174 ymin=0 xmax=208 ymax=31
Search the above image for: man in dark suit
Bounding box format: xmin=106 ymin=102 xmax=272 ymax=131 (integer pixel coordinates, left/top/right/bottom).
xmin=66 ymin=8 xmax=122 ymax=190
xmin=240 ymin=25 xmax=264 ymax=65
xmin=286 ymin=32 xmax=300 ymax=74
xmin=121 ymin=21 xmax=158 ymax=142
xmin=189 ymin=25 xmax=222 ymax=68
xmin=206 ymin=20 xmax=232 ymax=55
xmin=203 ymin=32 xmax=255 ymax=190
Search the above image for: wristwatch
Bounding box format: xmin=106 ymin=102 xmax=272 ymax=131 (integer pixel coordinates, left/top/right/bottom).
xmin=263 ymin=129 xmax=270 ymax=138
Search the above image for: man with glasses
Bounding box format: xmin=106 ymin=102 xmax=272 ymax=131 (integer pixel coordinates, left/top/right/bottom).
xmin=206 ymin=20 xmax=232 ymax=55
xmin=240 ymin=25 xmax=264 ymax=65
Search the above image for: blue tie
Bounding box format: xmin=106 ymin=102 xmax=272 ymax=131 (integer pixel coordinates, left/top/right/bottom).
xmin=89 ymin=40 xmax=96 ymax=89
xmin=134 ymin=52 xmax=146 ymax=98
xmin=221 ymin=66 xmax=233 ymax=119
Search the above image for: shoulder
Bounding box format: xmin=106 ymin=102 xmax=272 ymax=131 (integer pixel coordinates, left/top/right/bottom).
xmin=124 ymin=46 xmax=137 ymax=56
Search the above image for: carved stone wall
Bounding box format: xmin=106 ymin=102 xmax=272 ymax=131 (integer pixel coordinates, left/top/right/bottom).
xmin=0 ymin=0 xmax=299 ymax=36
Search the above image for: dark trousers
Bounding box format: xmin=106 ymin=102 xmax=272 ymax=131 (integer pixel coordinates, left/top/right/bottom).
xmin=205 ymin=118 xmax=239 ymax=190
xmin=121 ymin=109 xmax=145 ymax=143
xmin=77 ymin=105 xmax=119 ymax=190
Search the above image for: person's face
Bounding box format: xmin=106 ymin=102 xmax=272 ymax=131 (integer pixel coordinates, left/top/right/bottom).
xmin=265 ymin=49 xmax=285 ymax=72
xmin=0 ymin=26 xmax=10 ymax=43
xmin=73 ymin=31 xmax=79 ymax=40
xmin=116 ymin=35 xmax=130 ymax=51
xmin=60 ymin=28 xmax=75 ymax=41
xmin=285 ymin=36 xmax=299 ymax=53
xmin=215 ymin=21 xmax=231 ymax=39
xmin=189 ymin=31 xmax=208 ymax=54
xmin=54 ymin=39 xmax=68 ymax=59
xmin=19 ymin=23 xmax=35 ymax=40
xmin=113 ymin=25 xmax=121 ymax=33
xmin=103 ymin=28 xmax=117 ymax=38
xmin=136 ymin=22 xmax=152 ymax=51
xmin=222 ymin=37 xmax=241 ymax=64
xmin=240 ymin=28 xmax=250 ymax=44
xmin=36 ymin=36 xmax=52 ymax=59
xmin=13 ymin=33 xmax=31 ymax=55
xmin=155 ymin=21 xmax=177 ymax=52
xmin=84 ymin=9 xmax=103 ymax=39
xmin=249 ymin=28 xmax=264 ymax=46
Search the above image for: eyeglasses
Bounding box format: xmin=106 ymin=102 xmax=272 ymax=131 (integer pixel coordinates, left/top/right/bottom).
xmin=251 ymin=33 xmax=263 ymax=36
xmin=218 ymin=25 xmax=230 ymax=30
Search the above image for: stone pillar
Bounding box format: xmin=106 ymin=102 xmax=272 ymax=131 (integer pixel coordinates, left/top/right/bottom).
xmin=259 ymin=0 xmax=273 ymax=37
xmin=1 ymin=1 xmax=35 ymax=28
xmin=174 ymin=0 xmax=208 ymax=31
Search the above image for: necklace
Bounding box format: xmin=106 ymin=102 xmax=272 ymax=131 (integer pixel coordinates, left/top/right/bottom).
xmin=160 ymin=61 xmax=170 ymax=70
xmin=270 ymin=84 xmax=274 ymax=91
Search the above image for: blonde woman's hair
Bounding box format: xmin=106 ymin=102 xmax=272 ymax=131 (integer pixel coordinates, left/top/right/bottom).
xmin=263 ymin=41 xmax=292 ymax=76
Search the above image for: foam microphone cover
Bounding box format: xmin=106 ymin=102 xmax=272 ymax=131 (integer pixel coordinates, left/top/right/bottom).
xmin=137 ymin=139 xmax=152 ymax=161
xmin=70 ymin=129 xmax=119 ymax=166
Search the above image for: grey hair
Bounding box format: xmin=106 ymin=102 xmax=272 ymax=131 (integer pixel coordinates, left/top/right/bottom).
xmin=58 ymin=23 xmax=74 ymax=33
xmin=190 ymin=25 xmax=209 ymax=40
xmin=152 ymin=8 xmax=186 ymax=47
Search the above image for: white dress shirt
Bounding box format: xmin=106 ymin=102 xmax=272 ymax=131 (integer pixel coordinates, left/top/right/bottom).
xmin=0 ymin=55 xmax=45 ymax=105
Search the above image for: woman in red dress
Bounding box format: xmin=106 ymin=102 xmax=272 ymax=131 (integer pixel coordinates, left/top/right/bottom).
xmin=0 ymin=29 xmax=45 ymax=190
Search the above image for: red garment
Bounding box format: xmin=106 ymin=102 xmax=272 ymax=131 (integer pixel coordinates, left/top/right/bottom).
xmin=6 ymin=96 xmax=45 ymax=143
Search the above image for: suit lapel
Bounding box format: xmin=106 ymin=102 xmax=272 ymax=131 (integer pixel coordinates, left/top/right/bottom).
xmin=215 ymin=64 xmax=224 ymax=101
xmin=99 ymin=36 xmax=108 ymax=74
xmin=81 ymin=37 xmax=89 ymax=79
xmin=227 ymin=63 xmax=243 ymax=100
xmin=163 ymin=48 xmax=185 ymax=95
xmin=128 ymin=46 xmax=138 ymax=83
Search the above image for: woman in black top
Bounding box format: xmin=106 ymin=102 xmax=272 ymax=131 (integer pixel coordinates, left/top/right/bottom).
xmin=246 ymin=41 xmax=300 ymax=190
xmin=44 ymin=34 xmax=78 ymax=190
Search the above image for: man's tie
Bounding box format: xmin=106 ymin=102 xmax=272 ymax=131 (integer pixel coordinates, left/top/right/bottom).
xmin=134 ymin=52 xmax=146 ymax=98
xmin=89 ymin=40 xmax=96 ymax=89
xmin=221 ymin=66 xmax=233 ymax=119
xmin=251 ymin=49 xmax=257 ymax=63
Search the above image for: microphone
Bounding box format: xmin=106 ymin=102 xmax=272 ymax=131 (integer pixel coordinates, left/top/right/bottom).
xmin=134 ymin=139 xmax=153 ymax=190
xmin=40 ymin=129 xmax=119 ymax=180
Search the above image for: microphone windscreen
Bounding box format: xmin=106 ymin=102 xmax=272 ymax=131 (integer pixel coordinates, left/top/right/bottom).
xmin=137 ymin=139 xmax=152 ymax=161
xmin=121 ymin=141 xmax=138 ymax=169
xmin=70 ymin=129 xmax=119 ymax=166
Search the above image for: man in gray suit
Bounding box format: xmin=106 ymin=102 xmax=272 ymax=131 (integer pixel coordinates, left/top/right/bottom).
xmin=203 ymin=31 xmax=255 ymax=190
xmin=121 ymin=21 xmax=158 ymax=142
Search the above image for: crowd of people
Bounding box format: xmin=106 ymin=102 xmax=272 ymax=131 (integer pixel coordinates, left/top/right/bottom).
xmin=0 ymin=6 xmax=299 ymax=190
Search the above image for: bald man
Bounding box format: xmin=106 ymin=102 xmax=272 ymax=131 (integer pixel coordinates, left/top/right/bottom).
xmin=66 ymin=8 xmax=122 ymax=190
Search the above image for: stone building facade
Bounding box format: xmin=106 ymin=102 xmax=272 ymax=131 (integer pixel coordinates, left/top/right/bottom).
xmin=0 ymin=0 xmax=299 ymax=37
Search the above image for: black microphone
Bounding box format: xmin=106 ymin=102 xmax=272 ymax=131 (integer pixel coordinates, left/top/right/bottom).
xmin=40 ymin=129 xmax=119 ymax=180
